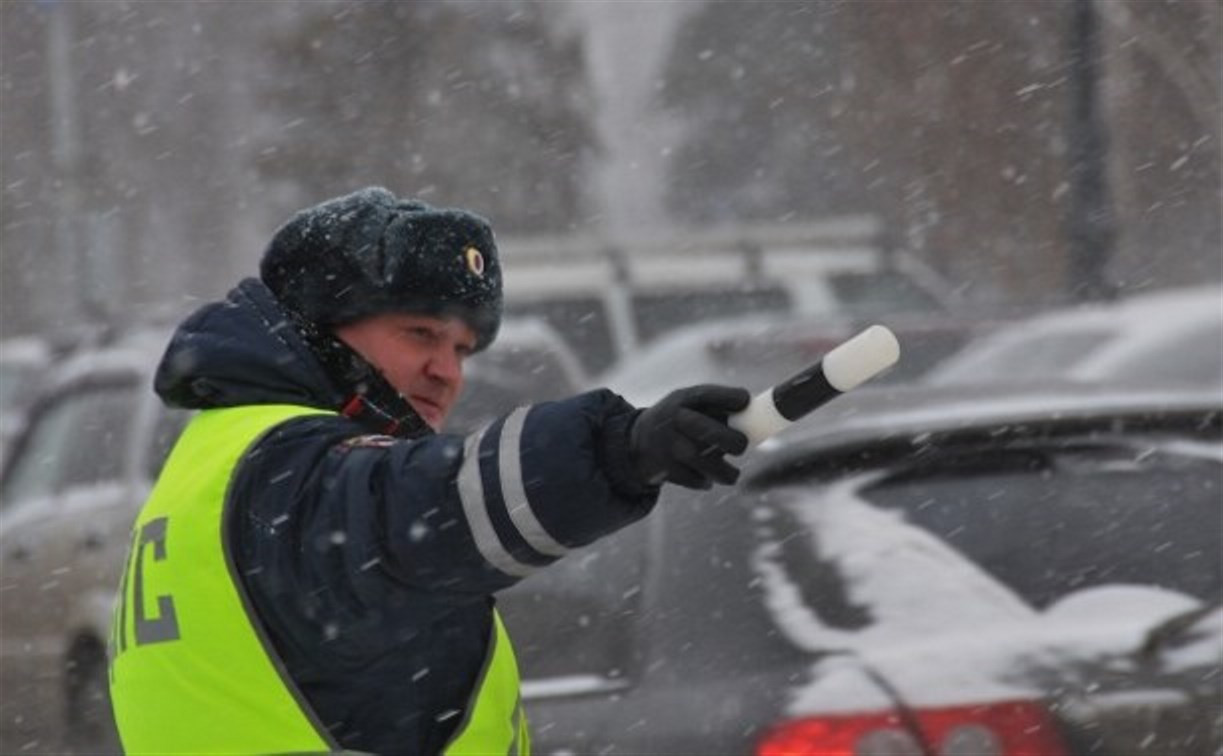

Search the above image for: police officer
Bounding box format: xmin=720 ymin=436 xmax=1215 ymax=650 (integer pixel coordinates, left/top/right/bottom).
xmin=108 ymin=188 xmax=749 ymax=754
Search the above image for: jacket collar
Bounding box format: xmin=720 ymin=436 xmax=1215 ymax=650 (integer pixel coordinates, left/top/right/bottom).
xmin=154 ymin=278 xmax=431 ymax=439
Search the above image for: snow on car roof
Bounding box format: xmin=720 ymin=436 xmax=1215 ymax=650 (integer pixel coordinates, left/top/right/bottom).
xmin=0 ymin=337 xmax=53 ymax=365
xmin=755 ymin=476 xmax=1034 ymax=651
xmin=49 ymin=329 xmax=170 ymax=389
xmin=785 ymin=586 xmax=1201 ymax=713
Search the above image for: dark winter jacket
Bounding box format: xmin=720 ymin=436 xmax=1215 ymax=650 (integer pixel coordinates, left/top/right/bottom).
xmin=152 ymin=278 xmax=659 ymax=754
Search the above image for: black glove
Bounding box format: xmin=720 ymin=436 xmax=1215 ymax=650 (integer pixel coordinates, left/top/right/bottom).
xmin=629 ymin=384 xmax=751 ymax=489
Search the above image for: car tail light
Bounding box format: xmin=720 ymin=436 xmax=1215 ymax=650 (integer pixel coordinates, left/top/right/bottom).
xmin=757 ymin=700 xmax=1070 ymax=756
xmin=758 ymin=711 xmax=924 ymax=756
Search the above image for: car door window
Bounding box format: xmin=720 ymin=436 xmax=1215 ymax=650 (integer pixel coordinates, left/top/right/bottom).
xmin=1 ymin=396 xmax=77 ymax=507
xmin=2 ymin=382 xmax=138 ymax=507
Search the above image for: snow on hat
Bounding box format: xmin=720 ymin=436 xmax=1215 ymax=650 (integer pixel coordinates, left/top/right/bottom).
xmin=260 ymin=187 xmax=503 ymax=351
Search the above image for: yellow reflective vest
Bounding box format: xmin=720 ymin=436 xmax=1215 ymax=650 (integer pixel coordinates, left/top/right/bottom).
xmin=109 ymin=404 xmax=529 ymax=754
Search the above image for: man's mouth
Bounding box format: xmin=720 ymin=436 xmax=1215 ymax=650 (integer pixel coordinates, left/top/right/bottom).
xmin=409 ymin=395 xmax=444 ymax=426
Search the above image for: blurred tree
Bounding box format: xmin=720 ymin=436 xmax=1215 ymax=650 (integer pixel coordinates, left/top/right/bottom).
xmin=2 ymin=0 xmax=1216 ymax=339
xmin=1063 ymin=0 xmax=1119 ymax=303
xmin=661 ymin=2 xmax=1074 ymax=305
xmin=1 ymin=0 xmax=599 ymax=339
xmin=254 ymin=0 xmax=597 ymax=233
xmin=1 ymin=2 xmax=286 ymax=334
xmin=658 ymin=2 xmax=866 ymax=222
xmin=1096 ymin=0 xmax=1221 ymax=292
xmin=659 ymin=1 xmax=1220 ymax=306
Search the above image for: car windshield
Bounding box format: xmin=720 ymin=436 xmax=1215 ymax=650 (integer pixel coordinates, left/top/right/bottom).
xmin=1 ymin=382 xmax=139 ymax=506
xmin=826 ymin=270 xmax=944 ymax=317
xmin=928 ymin=327 xmax=1114 ymax=385
xmin=927 ymin=287 xmax=1223 ymax=388
xmin=0 ymin=362 xmax=43 ymax=411
xmin=1078 ymin=319 xmax=1223 ymax=384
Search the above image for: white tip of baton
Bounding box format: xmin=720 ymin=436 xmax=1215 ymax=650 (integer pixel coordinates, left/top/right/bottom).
xmin=822 ymin=325 xmax=901 ymax=392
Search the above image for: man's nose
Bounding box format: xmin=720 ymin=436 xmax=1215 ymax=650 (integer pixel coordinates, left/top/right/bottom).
xmin=426 ymin=347 xmax=463 ymax=385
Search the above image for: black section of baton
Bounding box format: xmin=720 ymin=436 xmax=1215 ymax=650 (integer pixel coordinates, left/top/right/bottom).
xmin=772 ymin=360 xmax=841 ymax=421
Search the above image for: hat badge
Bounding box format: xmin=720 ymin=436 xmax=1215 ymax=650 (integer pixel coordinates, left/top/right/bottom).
xmin=464 ymin=246 xmax=485 ymax=277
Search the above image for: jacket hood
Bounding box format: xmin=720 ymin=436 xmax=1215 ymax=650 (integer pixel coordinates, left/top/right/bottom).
xmin=154 ymin=278 xmax=343 ymax=410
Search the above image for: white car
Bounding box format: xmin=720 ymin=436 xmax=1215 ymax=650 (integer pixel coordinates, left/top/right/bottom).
xmin=500 ymin=218 xmax=957 ymax=375
xmin=0 ymin=328 xmax=179 ymax=755
xmin=594 ymin=311 xmax=976 ymax=407
xmin=1 ymin=337 xmax=56 ymax=460
xmin=925 ymin=285 xmax=1223 ymax=388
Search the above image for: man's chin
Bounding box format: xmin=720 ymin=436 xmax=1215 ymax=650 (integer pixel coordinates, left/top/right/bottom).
xmin=409 ymin=400 xmax=445 ymax=430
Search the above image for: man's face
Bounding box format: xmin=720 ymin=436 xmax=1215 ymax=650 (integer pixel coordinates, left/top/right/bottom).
xmin=334 ymin=312 xmax=478 ymax=430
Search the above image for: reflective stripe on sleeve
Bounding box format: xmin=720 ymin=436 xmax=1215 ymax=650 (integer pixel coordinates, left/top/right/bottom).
xmin=499 ymin=407 xmax=568 ymax=559
xmin=457 ymin=427 xmax=535 ymax=578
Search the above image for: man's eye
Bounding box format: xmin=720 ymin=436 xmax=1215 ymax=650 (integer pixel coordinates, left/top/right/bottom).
xmin=399 ymin=328 xmax=431 ymax=346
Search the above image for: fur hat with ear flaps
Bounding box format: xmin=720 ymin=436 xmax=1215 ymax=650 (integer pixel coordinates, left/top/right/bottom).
xmin=259 ymin=187 xmax=502 ymax=437
xmin=260 ymin=187 xmax=503 ymax=352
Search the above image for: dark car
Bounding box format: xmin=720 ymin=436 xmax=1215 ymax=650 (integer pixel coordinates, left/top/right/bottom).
xmin=498 ymin=382 xmax=1222 ymax=755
